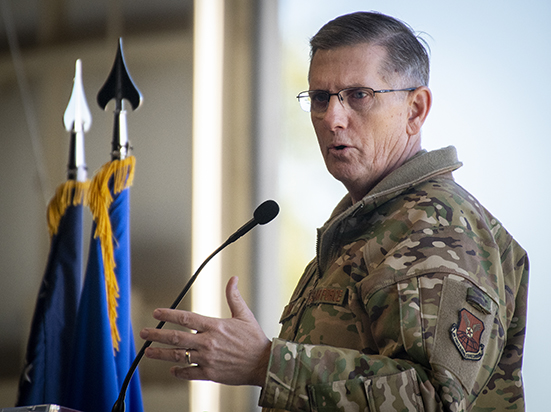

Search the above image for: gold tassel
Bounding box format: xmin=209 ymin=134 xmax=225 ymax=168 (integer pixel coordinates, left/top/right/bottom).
xmin=88 ymin=156 xmax=136 ymax=352
xmin=46 ymin=180 xmax=90 ymax=237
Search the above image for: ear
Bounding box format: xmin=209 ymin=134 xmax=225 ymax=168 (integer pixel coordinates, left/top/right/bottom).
xmin=406 ymin=86 xmax=432 ymax=136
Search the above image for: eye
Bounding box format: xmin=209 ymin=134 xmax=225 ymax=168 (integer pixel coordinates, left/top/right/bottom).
xmin=310 ymin=91 xmax=329 ymax=103
xmin=347 ymin=88 xmax=371 ymax=100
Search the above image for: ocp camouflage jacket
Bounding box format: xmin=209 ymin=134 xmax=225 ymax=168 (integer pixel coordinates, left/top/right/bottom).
xmin=259 ymin=146 xmax=529 ymax=412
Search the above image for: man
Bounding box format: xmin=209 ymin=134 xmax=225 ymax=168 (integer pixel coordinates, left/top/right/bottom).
xmin=141 ymin=12 xmax=529 ymax=411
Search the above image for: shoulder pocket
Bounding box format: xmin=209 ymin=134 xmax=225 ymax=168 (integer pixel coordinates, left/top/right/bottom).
xmin=431 ymin=276 xmax=501 ymax=393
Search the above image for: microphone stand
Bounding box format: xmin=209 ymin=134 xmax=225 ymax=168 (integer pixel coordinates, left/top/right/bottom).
xmin=111 ymin=200 xmax=279 ymax=412
xmin=112 ymin=238 xmax=233 ymax=412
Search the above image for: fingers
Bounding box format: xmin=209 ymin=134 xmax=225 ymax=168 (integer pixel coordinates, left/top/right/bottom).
xmin=225 ymin=276 xmax=254 ymax=321
xmin=144 ymin=346 xmax=196 ymax=364
xmin=171 ymin=365 xmax=209 ymax=382
xmin=140 ymin=309 xmax=208 ymax=354
xmin=143 ymin=342 xmax=211 ymax=378
xmin=140 ymin=327 xmax=194 ymax=349
xmin=152 ymin=308 xmax=210 ymax=332
xmin=141 ymin=277 xmax=271 ymax=386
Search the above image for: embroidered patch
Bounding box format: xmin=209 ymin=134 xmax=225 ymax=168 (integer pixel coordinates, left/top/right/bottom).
xmin=306 ymin=287 xmax=347 ymax=305
xmin=450 ymin=308 xmax=485 ymax=361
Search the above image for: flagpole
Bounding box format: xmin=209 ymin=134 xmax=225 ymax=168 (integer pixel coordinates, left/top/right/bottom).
xmin=15 ymin=59 xmax=91 ymax=408
xmin=64 ymin=39 xmax=144 ymax=412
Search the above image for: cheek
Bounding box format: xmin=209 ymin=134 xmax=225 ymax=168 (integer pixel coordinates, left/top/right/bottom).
xmin=385 ymin=107 xmax=408 ymax=130
xmin=373 ymin=113 xmax=408 ymax=144
xmin=312 ymin=120 xmax=327 ymax=146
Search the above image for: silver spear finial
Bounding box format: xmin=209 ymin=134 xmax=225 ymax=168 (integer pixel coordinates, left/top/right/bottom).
xmin=63 ymin=59 xmax=91 ymax=182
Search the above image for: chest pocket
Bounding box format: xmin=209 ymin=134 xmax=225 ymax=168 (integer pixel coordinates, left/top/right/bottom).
xmin=280 ymin=296 xmax=306 ymax=324
xmin=279 ymin=287 xmax=354 ymax=345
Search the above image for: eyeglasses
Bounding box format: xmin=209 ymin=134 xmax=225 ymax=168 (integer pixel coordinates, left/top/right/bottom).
xmin=296 ymin=86 xmax=418 ymax=113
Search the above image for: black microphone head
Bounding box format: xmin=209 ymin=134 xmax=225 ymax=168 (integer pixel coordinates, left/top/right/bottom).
xmin=253 ymin=200 xmax=279 ymax=225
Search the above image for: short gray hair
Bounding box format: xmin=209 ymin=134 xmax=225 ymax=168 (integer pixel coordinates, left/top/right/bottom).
xmin=310 ymin=11 xmax=430 ymax=86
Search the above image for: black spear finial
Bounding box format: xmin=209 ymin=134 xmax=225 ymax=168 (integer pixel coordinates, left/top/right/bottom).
xmin=97 ymin=38 xmax=142 ymax=160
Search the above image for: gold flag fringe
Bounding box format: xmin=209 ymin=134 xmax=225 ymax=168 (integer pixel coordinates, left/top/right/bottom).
xmin=47 ymin=180 xmax=90 ymax=237
xmin=88 ymin=156 xmax=136 ymax=352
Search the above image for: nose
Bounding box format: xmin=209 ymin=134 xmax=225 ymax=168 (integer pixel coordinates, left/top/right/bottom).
xmin=318 ymin=94 xmax=348 ymax=130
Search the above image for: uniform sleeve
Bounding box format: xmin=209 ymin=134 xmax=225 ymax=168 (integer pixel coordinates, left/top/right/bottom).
xmin=260 ymin=338 xmax=441 ymax=412
xmin=259 ymin=272 xmax=503 ymax=412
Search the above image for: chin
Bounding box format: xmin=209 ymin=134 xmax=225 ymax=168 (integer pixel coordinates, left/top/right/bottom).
xmin=327 ymin=163 xmax=360 ymax=182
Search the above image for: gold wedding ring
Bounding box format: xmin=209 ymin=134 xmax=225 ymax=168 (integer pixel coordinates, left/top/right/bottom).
xmin=185 ymin=349 xmax=192 ymax=365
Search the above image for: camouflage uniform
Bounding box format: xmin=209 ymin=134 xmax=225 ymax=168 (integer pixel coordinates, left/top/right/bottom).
xmin=259 ymin=146 xmax=529 ymax=412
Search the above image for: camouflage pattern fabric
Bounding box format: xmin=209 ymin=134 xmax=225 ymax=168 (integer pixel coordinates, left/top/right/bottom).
xmin=259 ymin=146 xmax=529 ymax=412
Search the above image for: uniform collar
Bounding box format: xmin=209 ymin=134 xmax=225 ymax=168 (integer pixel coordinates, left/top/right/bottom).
xmin=328 ymin=146 xmax=462 ymax=220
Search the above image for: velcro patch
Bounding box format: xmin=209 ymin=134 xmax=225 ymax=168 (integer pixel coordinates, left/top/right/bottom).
xmin=306 ymin=287 xmax=347 ymax=305
xmin=450 ymin=308 xmax=485 ymax=361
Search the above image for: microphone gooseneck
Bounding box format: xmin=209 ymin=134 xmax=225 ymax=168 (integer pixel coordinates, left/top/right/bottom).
xmin=111 ymin=200 xmax=279 ymax=412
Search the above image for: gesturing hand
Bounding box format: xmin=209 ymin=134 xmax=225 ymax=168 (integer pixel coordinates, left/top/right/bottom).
xmin=140 ymin=276 xmax=271 ymax=387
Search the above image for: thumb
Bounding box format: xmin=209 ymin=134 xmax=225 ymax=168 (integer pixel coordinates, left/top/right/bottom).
xmin=226 ymin=276 xmax=254 ymax=321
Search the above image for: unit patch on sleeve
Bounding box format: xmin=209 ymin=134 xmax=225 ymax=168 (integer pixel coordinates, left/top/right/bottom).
xmin=450 ymin=308 xmax=485 ymax=361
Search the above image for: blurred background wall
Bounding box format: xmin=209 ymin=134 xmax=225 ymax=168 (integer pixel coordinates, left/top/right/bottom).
xmin=0 ymin=0 xmax=196 ymax=409
xmin=0 ymin=0 xmax=280 ymax=410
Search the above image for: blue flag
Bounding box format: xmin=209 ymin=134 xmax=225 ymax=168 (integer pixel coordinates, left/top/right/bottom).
xmin=16 ymin=182 xmax=89 ymax=406
xmin=65 ymin=158 xmax=144 ymax=412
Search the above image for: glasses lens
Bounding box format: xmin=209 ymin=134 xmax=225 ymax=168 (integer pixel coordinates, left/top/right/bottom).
xmin=341 ymin=88 xmax=375 ymax=112
xmin=297 ymin=88 xmax=377 ymax=113
xmin=297 ymin=93 xmax=311 ymax=112
xmin=309 ymin=91 xmax=330 ymax=113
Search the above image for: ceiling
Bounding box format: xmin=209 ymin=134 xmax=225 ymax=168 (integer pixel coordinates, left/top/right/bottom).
xmin=0 ymin=0 xmax=193 ymax=54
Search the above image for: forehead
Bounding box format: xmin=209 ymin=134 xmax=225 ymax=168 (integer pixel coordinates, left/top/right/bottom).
xmin=308 ymin=44 xmax=389 ymax=90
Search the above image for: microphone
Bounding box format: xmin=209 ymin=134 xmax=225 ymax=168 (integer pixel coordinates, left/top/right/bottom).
xmin=226 ymin=199 xmax=280 ymax=244
xmin=111 ymin=200 xmax=279 ymax=412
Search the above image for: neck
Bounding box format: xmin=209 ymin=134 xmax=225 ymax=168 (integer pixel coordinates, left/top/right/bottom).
xmin=349 ymin=136 xmax=422 ymax=203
